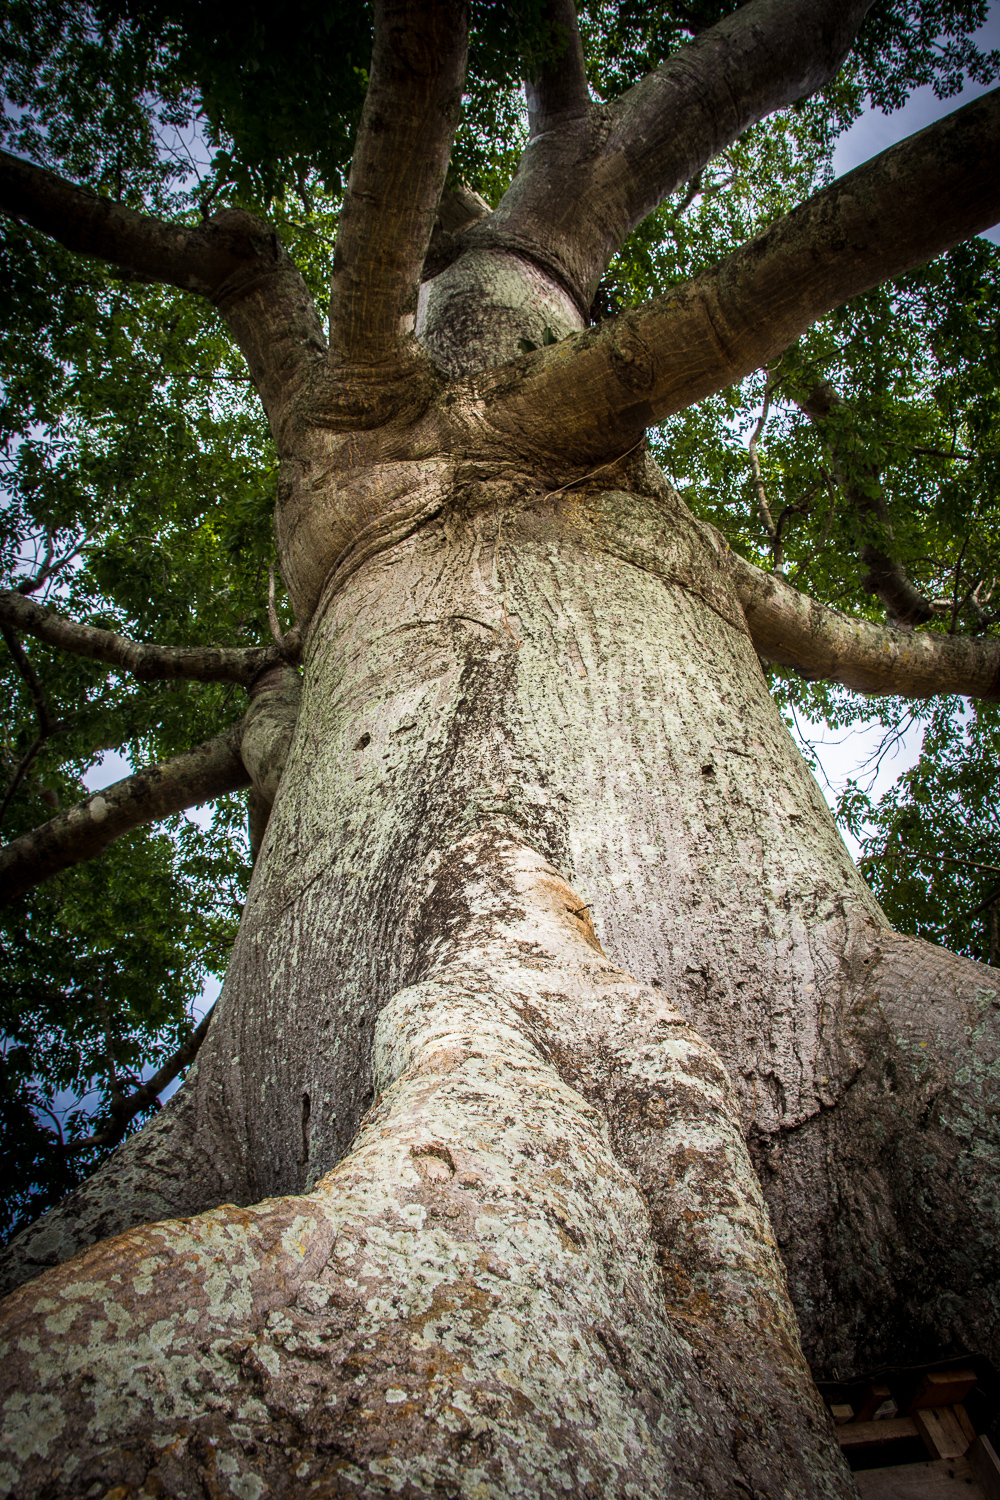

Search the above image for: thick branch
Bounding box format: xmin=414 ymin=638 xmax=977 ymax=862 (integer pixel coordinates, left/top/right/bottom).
xmin=525 ymin=0 xmax=590 ymax=139
xmin=798 ymin=382 xmax=935 ymax=627
xmin=0 ymin=727 xmax=249 ymax=905
xmin=481 ymin=89 xmax=1000 ymax=462
xmin=0 ymin=590 xmax=286 ymax=686
xmin=66 ymin=1004 xmax=216 ymax=1155
xmin=731 ymin=550 xmax=1000 ymax=700
xmin=329 ymin=0 xmax=468 ymax=365
xmin=0 ymin=665 xmax=303 ymax=902
xmin=471 ymin=0 xmax=872 ymax=308
xmin=0 ymin=152 xmax=325 ymax=429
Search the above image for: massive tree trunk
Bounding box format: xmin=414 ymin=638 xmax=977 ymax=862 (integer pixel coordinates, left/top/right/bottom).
xmin=2 ymin=1 xmax=1000 ymax=1493
xmin=3 ymin=342 xmax=998 ymax=1497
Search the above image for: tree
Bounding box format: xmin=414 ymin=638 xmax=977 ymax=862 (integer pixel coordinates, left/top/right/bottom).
xmin=1 ymin=0 xmax=999 ymax=1491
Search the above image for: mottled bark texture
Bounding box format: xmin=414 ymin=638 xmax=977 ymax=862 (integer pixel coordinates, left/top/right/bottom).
xmin=0 ymin=830 xmax=852 ymax=1498
xmin=3 ymin=479 xmax=999 ymax=1496
xmin=3 ymin=0 xmax=1000 ymax=1493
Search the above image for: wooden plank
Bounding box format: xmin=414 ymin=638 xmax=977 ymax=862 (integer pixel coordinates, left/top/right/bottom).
xmin=913 ymin=1406 xmax=971 ymax=1459
xmin=856 ymin=1384 xmax=894 ymax=1422
xmin=855 ymin=1456 xmax=985 ymax=1499
xmin=838 ymin=1417 xmax=921 ymax=1452
xmin=954 ymin=1405 xmax=977 ymax=1447
xmin=908 ymin=1370 xmax=978 ymax=1412
xmin=969 ymin=1436 xmax=1000 ymax=1500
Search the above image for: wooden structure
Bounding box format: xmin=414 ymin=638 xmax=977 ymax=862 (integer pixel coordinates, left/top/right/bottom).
xmin=819 ymin=1358 xmax=1000 ymax=1498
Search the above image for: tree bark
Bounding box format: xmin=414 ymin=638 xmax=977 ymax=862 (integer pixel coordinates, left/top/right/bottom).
xmin=475 ymin=89 xmax=1000 ymax=459
xmin=3 ymin=452 xmax=998 ymax=1493
xmin=3 ymin=14 xmax=1000 ymax=1494
xmin=0 ymin=156 xmax=326 ymax=431
xmin=730 ymin=548 xmax=1000 ymax=698
xmin=0 ymin=667 xmax=301 ymax=903
xmin=0 ymin=589 xmax=287 ymax=685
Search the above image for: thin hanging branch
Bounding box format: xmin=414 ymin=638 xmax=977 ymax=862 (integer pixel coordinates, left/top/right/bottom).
xmin=796 ymin=381 xmax=940 ymax=627
xmin=0 ymin=626 xmax=66 ymax=829
xmin=64 ymin=1003 xmax=217 ymax=1155
xmin=747 ymin=374 xmax=781 ymax=566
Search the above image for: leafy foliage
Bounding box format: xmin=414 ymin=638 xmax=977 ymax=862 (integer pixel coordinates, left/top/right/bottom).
xmin=840 ymin=698 xmax=1000 ymax=964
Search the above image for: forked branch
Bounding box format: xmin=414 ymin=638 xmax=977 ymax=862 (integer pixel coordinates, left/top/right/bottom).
xmin=479 ymin=0 xmax=872 ymax=307
xmin=329 ymin=0 xmax=469 ymax=365
xmin=0 ymin=152 xmax=325 ymax=427
xmin=731 ymin=550 xmax=1000 ymax=700
xmin=0 ymin=590 xmax=286 ymax=685
xmin=482 ymin=89 xmax=1000 ymax=461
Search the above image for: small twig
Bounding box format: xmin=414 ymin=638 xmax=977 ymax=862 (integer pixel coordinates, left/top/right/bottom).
xmin=540 ymin=438 xmax=647 ymax=505
xmin=860 ymin=849 xmax=1000 ymax=879
xmin=789 ymin=469 xmax=838 ymax=586
xmin=0 ymin=735 xmax=47 ymax=829
xmin=949 ymin=536 xmax=970 ymax=635
xmin=37 ymin=1100 xmax=66 ymax=1147
xmin=748 ymin=373 xmax=780 ymax=567
xmin=965 ymin=883 xmax=1000 ymax=919
xmin=0 ymin=625 xmax=67 ymax=828
xmin=910 ymin=446 xmax=971 ymax=461
xmin=267 ymin=564 xmax=284 ymax=647
xmin=266 ymin=564 xmax=302 ymax=662
xmin=16 ymin=537 xmax=55 ymax=596
xmin=95 ymin=991 xmax=120 ymax=1099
